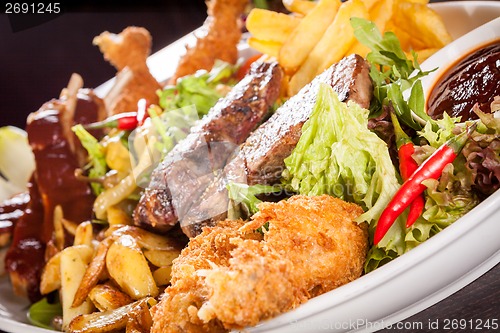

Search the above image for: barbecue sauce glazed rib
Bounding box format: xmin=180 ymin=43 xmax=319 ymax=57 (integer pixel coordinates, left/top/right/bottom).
xmin=133 ymin=61 xmax=283 ymax=233
xmin=4 ymin=91 xmax=103 ymax=302
xmin=182 ymin=54 xmax=372 ymax=237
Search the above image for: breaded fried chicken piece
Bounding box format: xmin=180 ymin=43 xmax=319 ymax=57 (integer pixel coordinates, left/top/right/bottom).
xmin=151 ymin=195 xmax=368 ymax=332
xmin=93 ymin=27 xmax=161 ymax=115
xmin=170 ymin=0 xmax=249 ymax=83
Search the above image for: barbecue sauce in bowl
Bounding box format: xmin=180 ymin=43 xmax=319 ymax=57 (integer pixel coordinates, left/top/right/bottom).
xmin=427 ymin=41 xmax=500 ymax=120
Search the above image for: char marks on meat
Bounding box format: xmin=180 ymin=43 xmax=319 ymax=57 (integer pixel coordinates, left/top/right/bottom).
xmin=182 ymin=54 xmax=372 ymax=238
xmin=133 ymin=61 xmax=283 ymax=233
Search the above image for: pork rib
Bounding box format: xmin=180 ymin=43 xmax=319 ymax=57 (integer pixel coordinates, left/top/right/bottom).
xmin=182 ymin=54 xmax=372 ymax=237
xmin=133 ymin=61 xmax=283 ymax=233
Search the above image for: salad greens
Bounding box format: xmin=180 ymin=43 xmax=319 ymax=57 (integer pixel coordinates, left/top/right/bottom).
xmin=281 ymin=18 xmax=499 ymax=272
xmin=226 ymin=182 xmax=283 ymax=219
xmin=28 ymin=297 xmax=62 ymax=330
xmin=158 ymin=60 xmax=237 ymax=117
xmin=72 ymin=124 xmax=107 ymax=195
xmin=282 ymin=83 xmax=405 ymax=259
xmin=351 ymin=17 xmax=433 ymax=130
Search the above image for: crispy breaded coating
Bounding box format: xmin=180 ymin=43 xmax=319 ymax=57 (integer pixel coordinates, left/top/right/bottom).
xmin=170 ymin=0 xmax=249 ymax=83
xmin=151 ymin=195 xmax=368 ymax=332
xmin=93 ymin=26 xmax=161 ymax=115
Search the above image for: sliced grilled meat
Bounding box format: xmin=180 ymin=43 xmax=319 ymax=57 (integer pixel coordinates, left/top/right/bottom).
xmin=133 ymin=61 xmax=284 ymax=233
xmin=182 ymin=54 xmax=372 ymax=237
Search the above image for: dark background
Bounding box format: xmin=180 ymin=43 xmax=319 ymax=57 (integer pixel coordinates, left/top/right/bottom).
xmin=0 ymin=0 xmax=208 ymax=128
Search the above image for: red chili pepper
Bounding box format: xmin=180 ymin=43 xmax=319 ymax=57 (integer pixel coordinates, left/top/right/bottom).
xmin=84 ymin=112 xmax=139 ymax=131
xmin=84 ymin=99 xmax=150 ymax=131
xmin=373 ymin=122 xmax=477 ymax=245
xmin=390 ymin=111 xmax=425 ymax=228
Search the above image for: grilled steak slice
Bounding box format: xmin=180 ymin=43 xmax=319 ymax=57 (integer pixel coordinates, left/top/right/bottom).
xmin=182 ymin=54 xmax=372 ymax=237
xmin=133 ymin=61 xmax=284 ymax=233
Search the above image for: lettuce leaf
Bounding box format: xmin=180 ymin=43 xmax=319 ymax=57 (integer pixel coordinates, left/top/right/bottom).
xmin=72 ymin=124 xmax=107 ymax=195
xmin=226 ymin=182 xmax=283 ymax=219
xmin=282 ymin=84 xmax=406 ymax=267
xmin=28 ymin=297 xmax=62 ymax=330
xmin=158 ymin=60 xmax=237 ymax=117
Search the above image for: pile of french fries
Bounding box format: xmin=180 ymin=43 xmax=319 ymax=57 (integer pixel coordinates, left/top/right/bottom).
xmin=247 ymin=0 xmax=452 ymax=96
xmin=40 ymin=209 xmax=184 ymax=333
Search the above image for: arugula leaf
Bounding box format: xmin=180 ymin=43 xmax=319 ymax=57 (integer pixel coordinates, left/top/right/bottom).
xmin=351 ymin=17 xmax=434 ymax=130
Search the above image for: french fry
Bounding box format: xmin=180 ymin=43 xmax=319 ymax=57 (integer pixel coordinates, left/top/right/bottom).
xmin=348 ymin=0 xmax=395 ymax=57
xmin=247 ymin=38 xmax=282 ymax=58
xmin=288 ymin=0 xmax=369 ymax=95
xmin=279 ymin=0 xmax=341 ymax=71
xmin=393 ymin=1 xmax=452 ymax=49
xmin=282 ymin=0 xmax=317 ymax=16
xmin=88 ymin=284 xmax=133 ymax=312
xmin=60 ymin=245 xmax=95 ymax=330
xmin=246 ymin=8 xmax=301 ymax=43
xmin=106 ymin=235 xmax=159 ymax=299
xmin=406 ymin=47 xmax=440 ymax=63
xmin=316 ymin=0 xmax=369 ymax=74
xmin=359 ymin=0 xmax=378 ymax=10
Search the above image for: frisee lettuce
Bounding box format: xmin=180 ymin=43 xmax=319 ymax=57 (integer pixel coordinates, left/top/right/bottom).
xmin=282 ymin=83 xmax=406 ymax=267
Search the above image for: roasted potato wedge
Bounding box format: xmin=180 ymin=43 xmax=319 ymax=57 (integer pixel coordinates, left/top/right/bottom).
xmin=89 ymin=284 xmax=133 ymax=312
xmin=60 ymin=245 xmax=95 ymax=330
xmin=106 ymin=234 xmax=158 ymax=299
xmin=68 ymin=297 xmax=156 ymax=333
xmin=72 ymin=237 xmax=114 ymax=308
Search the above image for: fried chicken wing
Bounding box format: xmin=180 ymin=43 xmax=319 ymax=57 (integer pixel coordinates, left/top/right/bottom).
xmin=170 ymin=0 xmax=250 ymax=83
xmin=93 ymin=26 xmax=161 ymax=115
xmin=151 ymin=195 xmax=368 ymax=332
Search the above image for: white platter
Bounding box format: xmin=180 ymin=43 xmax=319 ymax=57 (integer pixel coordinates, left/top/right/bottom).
xmin=1 ymin=2 xmax=500 ymax=333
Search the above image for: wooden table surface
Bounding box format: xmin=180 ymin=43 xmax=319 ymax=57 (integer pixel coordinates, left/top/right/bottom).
xmin=0 ymin=1 xmax=498 ymax=332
